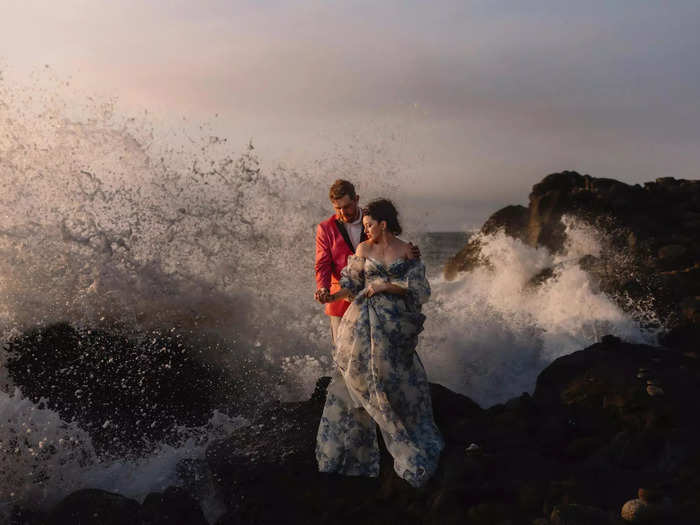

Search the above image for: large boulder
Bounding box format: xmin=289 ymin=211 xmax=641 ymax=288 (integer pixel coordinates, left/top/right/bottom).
xmin=46 ymin=489 xmax=140 ymax=525
xmin=44 ymin=487 xmax=208 ymax=525
xmin=4 ymin=323 xmax=254 ymax=454
xmin=481 ymin=204 xmax=530 ymax=240
xmin=140 ymin=486 xmax=207 ymax=525
xmin=444 ymin=204 xmax=528 ymax=279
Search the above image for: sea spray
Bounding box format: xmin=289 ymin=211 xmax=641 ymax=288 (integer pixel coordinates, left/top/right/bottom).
xmin=0 ymin=73 xmax=400 ymax=517
xmin=0 ymin=388 xmax=96 ymax=511
xmin=420 ymin=221 xmax=657 ymax=407
xmin=0 ymin=72 xmax=660 ymax=519
xmin=0 ymin=386 xmax=245 ymax=522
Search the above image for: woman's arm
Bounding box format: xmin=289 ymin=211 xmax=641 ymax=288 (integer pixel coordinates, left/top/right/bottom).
xmin=366 ymin=281 xmax=407 ymax=297
xmin=328 ymin=287 xmax=353 ymax=302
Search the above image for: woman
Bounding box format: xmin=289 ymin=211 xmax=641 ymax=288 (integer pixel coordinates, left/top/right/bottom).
xmin=316 ymin=198 xmax=444 ymax=487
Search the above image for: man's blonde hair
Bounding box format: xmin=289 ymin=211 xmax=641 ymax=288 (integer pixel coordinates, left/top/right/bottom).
xmin=329 ymin=179 xmax=356 ymax=201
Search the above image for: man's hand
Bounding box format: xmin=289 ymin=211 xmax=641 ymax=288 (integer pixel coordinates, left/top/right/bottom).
xmin=408 ymin=242 xmax=421 ymax=259
xmin=315 ymin=288 xmax=331 ymax=304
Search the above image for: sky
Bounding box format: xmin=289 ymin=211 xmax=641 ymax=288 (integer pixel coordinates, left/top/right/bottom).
xmin=1 ymin=0 xmax=699 ymax=229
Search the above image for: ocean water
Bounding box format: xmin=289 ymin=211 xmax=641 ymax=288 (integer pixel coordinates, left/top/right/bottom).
xmin=413 ymin=231 xmax=472 ymax=277
xmin=0 ymin=78 xmax=658 ymax=521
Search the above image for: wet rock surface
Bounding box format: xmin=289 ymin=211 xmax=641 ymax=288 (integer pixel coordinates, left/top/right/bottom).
xmin=25 ymin=335 xmax=700 ymax=524
xmin=4 ymin=322 xmax=262 ymax=454
xmin=206 ymin=338 xmax=700 ymax=524
xmin=45 ymin=489 xmax=141 ymax=525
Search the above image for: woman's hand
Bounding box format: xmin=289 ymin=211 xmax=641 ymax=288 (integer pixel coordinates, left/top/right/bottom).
xmin=365 ymin=281 xmax=388 ymax=297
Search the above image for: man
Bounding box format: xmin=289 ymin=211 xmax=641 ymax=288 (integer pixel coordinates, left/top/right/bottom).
xmin=314 ymin=179 xmax=419 ymax=342
xmin=314 ymin=179 xmax=366 ymax=343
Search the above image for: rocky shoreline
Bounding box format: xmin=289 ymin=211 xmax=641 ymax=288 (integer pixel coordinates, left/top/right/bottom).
xmin=7 ymin=171 xmax=700 ymax=524
xmin=17 ymin=335 xmax=700 ymax=524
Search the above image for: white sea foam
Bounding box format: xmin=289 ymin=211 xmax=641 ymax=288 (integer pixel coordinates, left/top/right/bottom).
xmin=420 ymin=224 xmax=655 ymax=406
xmin=0 ymin=388 xmax=97 ymax=516
xmin=0 ymin=386 xmax=246 ymax=523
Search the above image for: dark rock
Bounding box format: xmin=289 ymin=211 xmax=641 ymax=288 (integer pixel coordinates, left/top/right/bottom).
xmin=200 ymin=334 xmax=700 ymax=523
xmin=550 ymin=503 xmax=614 ymax=524
xmin=517 ymin=481 xmax=547 ymax=512
xmin=175 ymin=458 xmax=211 ymax=495
xmin=311 ymin=376 xmax=332 ymax=404
xmin=576 ymin=254 xmax=601 ymax=273
xmin=608 ymin=430 xmax=665 ymax=469
xmin=8 ymin=506 xmax=45 ymax=525
xmin=481 ymin=204 xmax=529 ymax=240
xmin=528 ymin=171 xmax=596 ymax=251
xmin=4 ymin=323 xmax=249 ymax=454
xmin=467 ymin=501 xmax=511 ymax=523
xmin=46 ymin=489 xmax=141 ymax=525
xmin=620 ymin=496 xmax=674 ymax=523
xmin=527 ymin=266 xmax=556 ymax=288
xmin=444 ymin=237 xmax=486 ymax=280
xmin=637 ymin=487 xmax=664 ymax=503
xmin=140 ymin=486 xmax=207 ymax=525
xmin=658 ymin=323 xmax=700 ymax=353
xmin=679 ymin=296 xmax=700 ymax=324
xmin=646 ymin=385 xmax=664 ymax=397
xmin=50 ymin=336 xmax=700 ymax=525
xmin=600 ymin=334 xmax=621 ymax=345
xmin=658 ymin=244 xmax=687 ymax=261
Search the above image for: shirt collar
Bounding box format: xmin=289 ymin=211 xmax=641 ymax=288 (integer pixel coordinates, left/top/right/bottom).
xmin=348 ymin=209 xmax=363 ymax=226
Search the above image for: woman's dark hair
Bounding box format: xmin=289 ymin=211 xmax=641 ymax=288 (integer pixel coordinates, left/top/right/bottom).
xmin=363 ymin=198 xmax=402 ymax=236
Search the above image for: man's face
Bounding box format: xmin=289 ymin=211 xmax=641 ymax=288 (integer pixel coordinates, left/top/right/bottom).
xmin=331 ymin=194 xmax=359 ymax=223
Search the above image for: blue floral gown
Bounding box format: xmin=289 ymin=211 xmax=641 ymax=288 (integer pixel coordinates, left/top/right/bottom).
xmin=316 ymin=255 xmax=444 ymax=487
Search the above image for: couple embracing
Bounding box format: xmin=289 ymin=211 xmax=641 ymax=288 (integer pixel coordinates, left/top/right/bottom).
xmin=313 ymin=179 xmax=444 ymax=488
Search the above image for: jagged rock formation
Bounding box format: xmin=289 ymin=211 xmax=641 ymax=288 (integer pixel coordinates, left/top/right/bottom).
xmin=444 ymin=171 xmax=700 ymax=350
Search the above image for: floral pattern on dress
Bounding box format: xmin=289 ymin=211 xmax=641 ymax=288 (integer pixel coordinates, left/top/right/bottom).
xmin=316 ymin=255 xmax=444 ymax=488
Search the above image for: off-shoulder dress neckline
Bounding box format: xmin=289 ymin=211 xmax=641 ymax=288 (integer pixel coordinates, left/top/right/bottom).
xmin=365 ymin=255 xmax=411 ymax=268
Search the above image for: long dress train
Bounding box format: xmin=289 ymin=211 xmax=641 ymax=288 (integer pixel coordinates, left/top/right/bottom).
xmin=315 ymin=255 xmax=444 ymax=487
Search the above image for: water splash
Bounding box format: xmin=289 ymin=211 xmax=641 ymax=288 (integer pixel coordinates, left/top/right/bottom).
xmin=420 ymin=221 xmax=657 ymax=406
xmin=0 ymin=71 xmax=659 ymax=517
xmin=0 ymin=386 xmax=245 ymax=522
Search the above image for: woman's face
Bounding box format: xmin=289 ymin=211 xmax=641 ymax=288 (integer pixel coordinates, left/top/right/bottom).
xmin=362 ymin=215 xmax=385 ymax=242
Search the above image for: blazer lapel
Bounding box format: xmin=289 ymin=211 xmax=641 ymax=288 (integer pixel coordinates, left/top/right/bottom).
xmin=335 ymin=219 xmax=355 ymax=253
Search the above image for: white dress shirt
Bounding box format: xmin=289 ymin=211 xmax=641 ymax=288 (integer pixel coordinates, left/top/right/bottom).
xmin=346 ymin=210 xmax=363 ymax=249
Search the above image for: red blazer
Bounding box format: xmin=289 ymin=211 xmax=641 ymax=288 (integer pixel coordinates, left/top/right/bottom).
xmin=315 ymin=214 xmax=365 ymax=317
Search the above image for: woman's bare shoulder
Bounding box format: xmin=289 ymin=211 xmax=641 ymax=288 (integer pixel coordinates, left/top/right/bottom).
xmin=356 ymin=240 xmax=372 ymax=257
xmin=395 ymin=239 xmax=414 ymax=259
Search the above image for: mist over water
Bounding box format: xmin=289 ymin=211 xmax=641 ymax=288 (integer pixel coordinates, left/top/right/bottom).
xmin=0 ymin=77 xmax=657 ymax=518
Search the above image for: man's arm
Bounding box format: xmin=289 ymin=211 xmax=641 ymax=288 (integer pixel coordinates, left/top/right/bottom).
xmin=315 ymin=223 xmax=333 ymax=291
